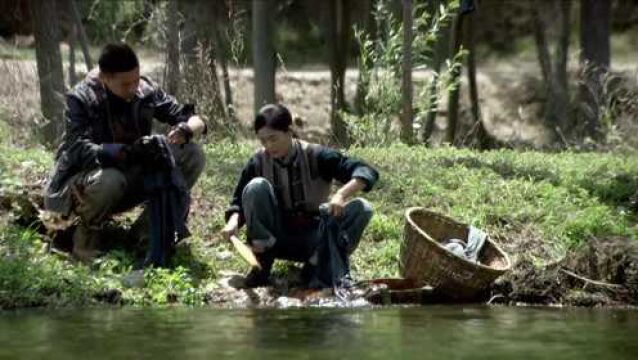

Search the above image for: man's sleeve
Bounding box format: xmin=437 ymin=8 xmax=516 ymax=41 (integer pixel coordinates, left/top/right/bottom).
xmin=151 ymin=88 xmax=198 ymax=126
xmin=63 ymin=95 xmax=102 ymax=167
xmin=316 ymin=147 xmax=379 ymax=192
xmin=224 ymin=157 xmax=259 ymax=225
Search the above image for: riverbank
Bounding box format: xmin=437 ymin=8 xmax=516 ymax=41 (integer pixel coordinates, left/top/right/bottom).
xmin=1 ymin=114 xmax=637 ymax=309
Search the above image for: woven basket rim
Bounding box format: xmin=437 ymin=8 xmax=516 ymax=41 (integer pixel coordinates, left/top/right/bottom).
xmin=404 ymin=207 xmax=512 ymax=272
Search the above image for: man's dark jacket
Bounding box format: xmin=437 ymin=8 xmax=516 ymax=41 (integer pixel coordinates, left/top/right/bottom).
xmin=44 ymin=69 xmax=195 ymax=215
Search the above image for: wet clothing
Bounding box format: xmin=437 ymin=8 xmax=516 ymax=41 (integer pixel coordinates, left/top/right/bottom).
xmin=44 ymin=69 xmax=199 ymax=216
xmin=142 ymin=135 xmax=191 ymax=267
xmin=226 ymin=140 xmax=378 ymax=286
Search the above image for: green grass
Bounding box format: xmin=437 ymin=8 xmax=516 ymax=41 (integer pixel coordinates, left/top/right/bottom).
xmin=1 ymin=113 xmax=637 ymax=307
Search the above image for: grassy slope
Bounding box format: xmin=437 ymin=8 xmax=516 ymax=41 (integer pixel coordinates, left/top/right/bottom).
xmin=1 ymin=117 xmax=637 ymax=308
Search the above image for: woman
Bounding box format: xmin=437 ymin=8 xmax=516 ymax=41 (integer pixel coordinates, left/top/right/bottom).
xmin=222 ymin=104 xmax=379 ymax=288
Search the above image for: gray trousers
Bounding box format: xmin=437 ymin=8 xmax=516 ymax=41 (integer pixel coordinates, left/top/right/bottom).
xmin=242 ymin=177 xmax=374 ymax=273
xmin=72 ymin=142 xmax=205 ymax=228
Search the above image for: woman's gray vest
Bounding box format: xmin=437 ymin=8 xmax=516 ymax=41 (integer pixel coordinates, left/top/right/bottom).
xmin=254 ymin=139 xmax=331 ymax=214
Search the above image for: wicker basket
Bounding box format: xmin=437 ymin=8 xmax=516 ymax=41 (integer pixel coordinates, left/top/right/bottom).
xmin=399 ymin=207 xmax=511 ymax=300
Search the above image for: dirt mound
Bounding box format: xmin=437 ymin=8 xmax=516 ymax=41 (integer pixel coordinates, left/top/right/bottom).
xmin=496 ymin=236 xmax=638 ymax=307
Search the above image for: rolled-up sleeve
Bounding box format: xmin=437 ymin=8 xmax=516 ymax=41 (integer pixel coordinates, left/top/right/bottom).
xmin=316 ymin=147 xmax=379 ymax=192
xmin=151 ymin=88 xmax=196 ymax=126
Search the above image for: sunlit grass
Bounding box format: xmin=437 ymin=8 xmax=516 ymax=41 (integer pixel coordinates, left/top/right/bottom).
xmin=1 ymin=115 xmax=637 ymax=307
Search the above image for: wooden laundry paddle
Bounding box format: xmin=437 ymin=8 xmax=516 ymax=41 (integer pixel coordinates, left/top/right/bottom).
xmin=230 ymin=235 xmax=262 ymax=270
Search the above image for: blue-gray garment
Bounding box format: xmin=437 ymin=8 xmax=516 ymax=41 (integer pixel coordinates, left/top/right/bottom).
xmin=240 ymin=177 xmax=373 ymax=286
xmin=443 ymin=226 xmax=487 ymax=263
xmin=305 ymin=204 xmax=353 ymax=289
xmin=141 ymin=135 xmax=191 ymax=268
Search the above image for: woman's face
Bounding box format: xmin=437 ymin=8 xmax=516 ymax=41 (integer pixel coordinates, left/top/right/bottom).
xmin=256 ymin=126 xmax=292 ymax=159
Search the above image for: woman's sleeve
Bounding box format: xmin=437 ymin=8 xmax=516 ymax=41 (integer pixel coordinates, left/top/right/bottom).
xmin=316 ymin=147 xmax=379 ymax=192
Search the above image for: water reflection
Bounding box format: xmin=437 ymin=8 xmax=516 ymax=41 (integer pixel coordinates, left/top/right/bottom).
xmin=0 ymin=306 xmax=636 ymax=359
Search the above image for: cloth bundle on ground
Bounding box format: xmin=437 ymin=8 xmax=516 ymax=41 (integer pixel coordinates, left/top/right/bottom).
xmin=139 ymin=135 xmax=191 ymax=267
xmin=442 ymin=226 xmax=487 ymax=263
xmin=306 ymin=204 xmax=355 ymax=289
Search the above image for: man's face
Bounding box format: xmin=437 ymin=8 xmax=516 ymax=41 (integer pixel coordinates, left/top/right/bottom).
xmin=257 ymin=126 xmax=292 ymax=159
xmin=101 ymin=68 xmax=140 ymax=102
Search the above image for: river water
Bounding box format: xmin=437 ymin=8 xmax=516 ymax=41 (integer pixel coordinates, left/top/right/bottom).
xmin=0 ymin=306 xmax=636 ymax=359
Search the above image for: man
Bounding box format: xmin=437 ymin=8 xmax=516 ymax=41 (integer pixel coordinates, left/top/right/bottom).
xmin=44 ymin=43 xmax=206 ymax=262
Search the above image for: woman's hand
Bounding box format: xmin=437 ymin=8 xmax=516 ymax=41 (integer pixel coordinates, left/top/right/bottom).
xmin=328 ymin=178 xmax=367 ymax=217
xmin=328 ymin=192 xmax=347 ymax=217
xmin=221 ymin=213 xmax=240 ymax=241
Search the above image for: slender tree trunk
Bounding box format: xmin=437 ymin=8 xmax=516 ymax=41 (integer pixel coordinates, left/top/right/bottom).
xmin=207 ymin=41 xmax=227 ymax=121
xmin=531 ymin=4 xmax=551 ymax=85
xmin=531 ymin=0 xmax=572 ymax=143
xmin=444 ymin=12 xmax=465 ymax=145
xmin=400 ymin=0 xmax=414 ymax=144
xmin=68 ymin=24 xmax=77 ymax=86
xmin=213 ymin=1 xmax=236 ymax=120
xmin=166 ymin=0 xmax=180 ymax=96
xmin=354 ymin=0 xmax=375 ymax=115
xmin=465 ymin=14 xmax=489 ymax=149
xmin=30 ymin=0 xmax=66 ymax=147
xmin=69 ymin=0 xmax=92 ymax=71
xmin=423 ymin=0 xmax=447 ymax=145
xmin=252 ymin=0 xmax=276 ymax=113
xmin=579 ymin=0 xmax=611 ymax=140
xmin=180 ymin=0 xmax=200 ymax=70
xmin=327 ymin=0 xmax=350 ymax=145
xmin=551 ymin=0 xmax=572 ymax=137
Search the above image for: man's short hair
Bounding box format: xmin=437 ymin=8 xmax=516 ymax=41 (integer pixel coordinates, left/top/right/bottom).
xmin=98 ymin=43 xmax=139 ymax=74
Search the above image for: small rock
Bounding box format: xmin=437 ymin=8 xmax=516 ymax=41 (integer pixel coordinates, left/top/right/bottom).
xmin=217 ymin=274 xmax=246 ymax=289
xmin=121 ymin=269 xmax=145 ymax=288
xmin=216 ymin=250 xmax=233 ymax=261
xmin=274 ymin=296 xmax=303 ymax=308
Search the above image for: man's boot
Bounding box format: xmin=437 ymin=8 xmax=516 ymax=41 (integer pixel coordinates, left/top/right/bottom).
xmin=72 ymin=223 xmax=101 ymax=263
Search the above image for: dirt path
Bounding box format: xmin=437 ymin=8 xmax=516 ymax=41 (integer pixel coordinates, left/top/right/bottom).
xmin=2 ymin=55 xmax=637 ymax=148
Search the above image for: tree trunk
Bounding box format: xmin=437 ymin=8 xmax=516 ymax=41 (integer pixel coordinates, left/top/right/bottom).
xmin=166 ymin=0 xmax=180 ymax=96
xmin=465 ymin=13 xmax=489 ymax=149
xmin=422 ymin=0 xmax=448 ymax=145
xmin=354 ymin=0 xmax=375 ymax=115
xmin=531 ymin=0 xmax=572 ymax=143
xmin=444 ymin=12 xmax=465 ymax=145
xmin=400 ymin=0 xmax=414 ymax=145
xmin=180 ymin=0 xmax=201 ymax=70
xmin=551 ymin=0 xmax=572 ymax=137
xmin=213 ymin=1 xmax=236 ymax=120
xmin=30 ymin=0 xmax=66 ymax=147
xmin=207 ymin=41 xmax=227 ymax=121
xmin=327 ymin=0 xmax=350 ymax=145
xmin=531 ymin=3 xmax=552 ymax=85
xmin=69 ymin=0 xmax=92 ymax=71
xmin=579 ymin=0 xmax=611 ymax=140
xmin=68 ymin=23 xmax=77 ymax=86
xmin=252 ymin=0 xmax=276 ymax=113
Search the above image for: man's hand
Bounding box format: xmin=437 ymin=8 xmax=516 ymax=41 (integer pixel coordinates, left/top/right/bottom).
xmin=168 ymin=123 xmax=192 ymax=145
